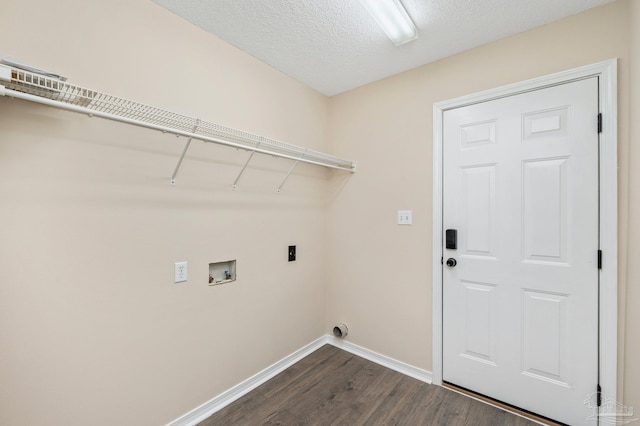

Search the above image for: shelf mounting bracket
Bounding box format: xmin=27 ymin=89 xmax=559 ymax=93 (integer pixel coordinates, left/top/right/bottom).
xmin=170 ymin=119 xmax=200 ymax=185
xmin=277 ymin=149 xmax=307 ymax=193
xmin=232 ymin=143 xmax=261 ymax=190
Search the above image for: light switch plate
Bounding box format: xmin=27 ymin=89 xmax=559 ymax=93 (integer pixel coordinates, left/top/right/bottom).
xmin=398 ymin=210 xmax=412 ymax=225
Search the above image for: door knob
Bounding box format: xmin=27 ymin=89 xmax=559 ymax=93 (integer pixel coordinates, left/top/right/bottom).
xmin=446 ymin=258 xmax=457 ymax=267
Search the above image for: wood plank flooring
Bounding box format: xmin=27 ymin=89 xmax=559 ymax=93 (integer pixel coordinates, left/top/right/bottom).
xmin=199 ymin=345 xmax=536 ymax=425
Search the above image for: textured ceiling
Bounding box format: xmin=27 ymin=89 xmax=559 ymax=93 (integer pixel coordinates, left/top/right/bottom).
xmin=152 ymin=0 xmax=615 ymax=96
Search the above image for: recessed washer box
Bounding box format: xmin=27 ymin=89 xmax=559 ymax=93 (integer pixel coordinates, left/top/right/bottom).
xmin=209 ymin=260 xmax=236 ymax=286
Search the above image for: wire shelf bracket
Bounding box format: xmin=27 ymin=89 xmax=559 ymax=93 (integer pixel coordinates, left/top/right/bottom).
xmin=233 ymin=149 xmax=257 ymax=191
xmin=170 ymin=119 xmax=200 ymax=185
xmin=277 ymin=149 xmax=308 ymax=193
xmin=0 ymin=62 xmax=357 ymax=189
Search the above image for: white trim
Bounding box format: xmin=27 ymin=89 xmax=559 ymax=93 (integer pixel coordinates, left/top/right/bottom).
xmin=168 ymin=335 xmax=433 ymax=425
xmin=166 ymin=337 xmax=327 ymax=426
xmin=596 ymin=60 xmax=618 ymax=409
xmin=432 ymin=94 xmax=444 ymax=386
xmin=432 ymin=59 xmax=618 ymax=409
xmin=326 ymin=336 xmax=433 ymax=383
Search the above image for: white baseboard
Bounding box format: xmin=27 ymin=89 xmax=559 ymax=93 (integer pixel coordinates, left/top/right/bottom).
xmin=166 ymin=336 xmax=327 ymax=426
xmin=325 ymin=336 xmax=432 ymax=384
xmin=167 ymin=335 xmax=432 ymax=426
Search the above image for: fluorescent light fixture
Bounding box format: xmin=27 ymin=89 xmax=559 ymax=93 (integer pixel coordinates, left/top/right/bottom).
xmin=358 ymin=0 xmax=418 ymax=46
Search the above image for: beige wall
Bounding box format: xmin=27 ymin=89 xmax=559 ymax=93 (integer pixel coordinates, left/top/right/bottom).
xmin=1 ymin=0 xmax=638 ymax=424
xmin=0 ymin=0 xmax=331 ymax=425
xmin=327 ymin=0 xmax=635 ymax=410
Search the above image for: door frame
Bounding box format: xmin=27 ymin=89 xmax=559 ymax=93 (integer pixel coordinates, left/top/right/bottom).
xmin=432 ymin=59 xmax=618 ymax=407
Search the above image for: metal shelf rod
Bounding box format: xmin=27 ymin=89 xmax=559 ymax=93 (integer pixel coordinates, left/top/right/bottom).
xmin=0 ymin=85 xmax=356 ymax=173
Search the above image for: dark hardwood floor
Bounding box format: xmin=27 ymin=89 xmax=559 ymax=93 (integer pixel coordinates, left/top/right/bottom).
xmin=199 ymin=344 xmax=536 ymax=425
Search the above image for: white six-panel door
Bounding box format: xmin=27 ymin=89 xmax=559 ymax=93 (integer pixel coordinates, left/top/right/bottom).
xmin=442 ymin=77 xmax=599 ymax=425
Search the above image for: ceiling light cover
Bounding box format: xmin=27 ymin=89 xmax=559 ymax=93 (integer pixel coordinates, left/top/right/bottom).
xmin=358 ymin=0 xmax=418 ymax=46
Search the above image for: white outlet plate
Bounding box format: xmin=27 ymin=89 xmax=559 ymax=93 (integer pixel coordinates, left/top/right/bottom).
xmin=175 ymin=261 xmax=188 ymax=283
xmin=398 ymin=210 xmax=412 ymax=225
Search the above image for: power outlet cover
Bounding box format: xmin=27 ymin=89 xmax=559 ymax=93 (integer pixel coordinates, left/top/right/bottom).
xmin=398 ymin=210 xmax=412 ymax=225
xmin=175 ymin=261 xmax=188 ymax=283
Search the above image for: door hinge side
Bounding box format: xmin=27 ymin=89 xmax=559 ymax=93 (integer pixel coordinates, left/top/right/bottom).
xmin=441 ymin=256 xmax=444 ymax=265
xmin=597 ymin=384 xmax=602 ymax=407
xmin=598 ymin=113 xmax=603 ymax=133
xmin=598 ymin=250 xmax=603 ymax=269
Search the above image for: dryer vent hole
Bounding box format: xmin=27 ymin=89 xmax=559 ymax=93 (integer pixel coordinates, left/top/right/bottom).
xmin=333 ymin=324 xmax=348 ymax=338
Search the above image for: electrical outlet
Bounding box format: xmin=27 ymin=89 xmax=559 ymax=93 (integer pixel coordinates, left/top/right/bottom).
xmin=398 ymin=210 xmax=412 ymax=225
xmin=175 ymin=261 xmax=188 ymax=283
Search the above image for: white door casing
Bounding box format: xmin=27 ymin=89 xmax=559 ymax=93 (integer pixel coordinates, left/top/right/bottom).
xmin=443 ymin=77 xmax=597 ymax=424
xmin=432 ymin=60 xmax=617 ymax=423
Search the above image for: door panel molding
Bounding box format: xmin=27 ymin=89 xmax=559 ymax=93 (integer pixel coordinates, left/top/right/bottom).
xmin=432 ymin=60 xmax=617 ymax=411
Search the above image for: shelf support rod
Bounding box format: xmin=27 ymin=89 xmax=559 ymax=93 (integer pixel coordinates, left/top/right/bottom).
xmin=232 ymin=143 xmax=260 ymax=190
xmin=277 ymin=149 xmax=307 ymax=193
xmin=170 ymin=119 xmax=200 ymax=185
xmin=0 ymin=85 xmax=356 ymax=172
